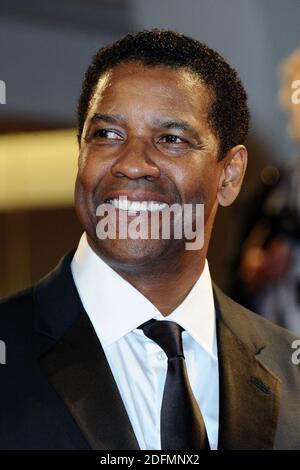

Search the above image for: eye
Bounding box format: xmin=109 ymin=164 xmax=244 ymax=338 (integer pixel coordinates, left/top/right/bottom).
xmin=156 ymin=134 xmax=192 ymax=156
xmin=92 ymin=129 xmax=123 ymax=140
xmin=158 ymin=134 xmax=188 ymax=145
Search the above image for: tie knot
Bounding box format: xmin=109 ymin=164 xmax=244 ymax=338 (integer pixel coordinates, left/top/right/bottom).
xmin=137 ymin=319 xmax=185 ymax=359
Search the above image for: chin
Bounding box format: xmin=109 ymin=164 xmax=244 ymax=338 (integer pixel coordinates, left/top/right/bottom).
xmin=93 ymin=238 xmax=172 ymax=269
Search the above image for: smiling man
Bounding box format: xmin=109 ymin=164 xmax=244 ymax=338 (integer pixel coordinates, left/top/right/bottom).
xmin=0 ymin=29 xmax=300 ymax=451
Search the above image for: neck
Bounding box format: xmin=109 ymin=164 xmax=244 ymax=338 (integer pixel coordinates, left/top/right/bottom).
xmin=115 ymin=250 xmax=207 ymax=316
xmin=87 ymin=220 xmax=214 ymax=316
xmin=109 ymin=215 xmax=215 ymax=315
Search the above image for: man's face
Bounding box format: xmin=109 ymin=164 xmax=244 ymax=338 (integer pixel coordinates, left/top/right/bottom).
xmin=75 ymin=62 xmax=225 ymax=268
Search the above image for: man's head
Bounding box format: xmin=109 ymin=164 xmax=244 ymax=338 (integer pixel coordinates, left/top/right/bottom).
xmin=75 ymin=29 xmax=249 ymax=271
xmin=77 ymin=29 xmax=249 ymax=160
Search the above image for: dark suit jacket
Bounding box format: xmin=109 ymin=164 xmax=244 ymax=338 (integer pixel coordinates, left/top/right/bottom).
xmin=0 ymin=250 xmax=300 ymax=450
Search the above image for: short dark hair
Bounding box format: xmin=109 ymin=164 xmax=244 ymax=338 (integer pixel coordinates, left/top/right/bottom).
xmin=77 ymin=29 xmax=249 ymax=160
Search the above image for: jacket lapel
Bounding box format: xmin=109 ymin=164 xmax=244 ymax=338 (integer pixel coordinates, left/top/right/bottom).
xmin=213 ymin=284 xmax=281 ymax=450
xmin=35 ymin=250 xmax=140 ymax=450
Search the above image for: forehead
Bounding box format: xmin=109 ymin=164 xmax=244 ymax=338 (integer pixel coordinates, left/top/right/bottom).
xmin=86 ymin=62 xmax=213 ymax=126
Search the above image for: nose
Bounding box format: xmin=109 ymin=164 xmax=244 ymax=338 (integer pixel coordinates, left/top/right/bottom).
xmin=110 ymin=137 xmax=160 ymax=181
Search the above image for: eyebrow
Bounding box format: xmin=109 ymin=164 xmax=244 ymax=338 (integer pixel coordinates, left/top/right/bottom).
xmin=90 ymin=113 xmax=126 ymax=125
xmin=152 ymin=118 xmax=197 ymax=134
xmin=90 ymin=113 xmax=200 ymax=139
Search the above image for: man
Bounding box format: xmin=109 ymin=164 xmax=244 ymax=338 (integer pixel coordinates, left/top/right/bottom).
xmin=0 ymin=29 xmax=299 ymax=450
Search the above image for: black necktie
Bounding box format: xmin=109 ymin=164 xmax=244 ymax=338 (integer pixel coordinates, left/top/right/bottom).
xmin=137 ymin=319 xmax=210 ymax=450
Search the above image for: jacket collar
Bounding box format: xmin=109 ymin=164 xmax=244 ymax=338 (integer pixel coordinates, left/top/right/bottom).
xmin=35 ymin=252 xmax=281 ymax=450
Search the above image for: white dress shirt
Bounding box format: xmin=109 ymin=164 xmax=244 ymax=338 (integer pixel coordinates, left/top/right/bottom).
xmin=71 ymin=232 xmax=219 ymax=450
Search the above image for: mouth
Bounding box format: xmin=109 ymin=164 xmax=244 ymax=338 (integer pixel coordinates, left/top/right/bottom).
xmin=104 ymin=197 xmax=169 ymax=215
xmin=102 ymin=191 xmax=172 ymax=216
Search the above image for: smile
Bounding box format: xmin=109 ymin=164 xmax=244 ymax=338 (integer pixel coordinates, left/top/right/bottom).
xmin=105 ymin=198 xmax=169 ymax=213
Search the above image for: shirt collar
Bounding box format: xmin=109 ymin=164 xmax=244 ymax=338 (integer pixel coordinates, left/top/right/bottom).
xmin=71 ymin=232 xmax=216 ymax=358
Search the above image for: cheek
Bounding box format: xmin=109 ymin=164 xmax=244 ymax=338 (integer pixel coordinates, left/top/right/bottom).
xmin=171 ymin=159 xmax=220 ymax=205
xmin=77 ymin=148 xmax=108 ymax=193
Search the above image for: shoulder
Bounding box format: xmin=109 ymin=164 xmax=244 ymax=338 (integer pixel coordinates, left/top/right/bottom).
xmin=213 ymin=283 xmax=300 ymax=382
xmin=235 ymin=291 xmax=296 ymax=341
xmin=0 ymin=249 xmax=76 ymax=328
xmin=0 ymin=287 xmax=34 ymax=324
xmin=213 ymin=282 xmax=298 ymax=341
xmin=0 ymin=288 xmax=36 ymax=350
xmin=0 ymin=288 xmax=36 ymax=371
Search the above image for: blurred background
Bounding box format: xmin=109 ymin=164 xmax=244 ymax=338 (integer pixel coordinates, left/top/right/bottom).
xmin=1 ymin=0 xmax=300 ymax=331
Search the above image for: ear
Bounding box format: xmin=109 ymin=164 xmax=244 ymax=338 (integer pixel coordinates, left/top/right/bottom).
xmin=217 ymin=145 xmax=248 ymax=207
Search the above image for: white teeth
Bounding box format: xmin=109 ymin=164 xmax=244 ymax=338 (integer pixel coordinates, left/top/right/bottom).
xmin=109 ymin=198 xmax=168 ymax=212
